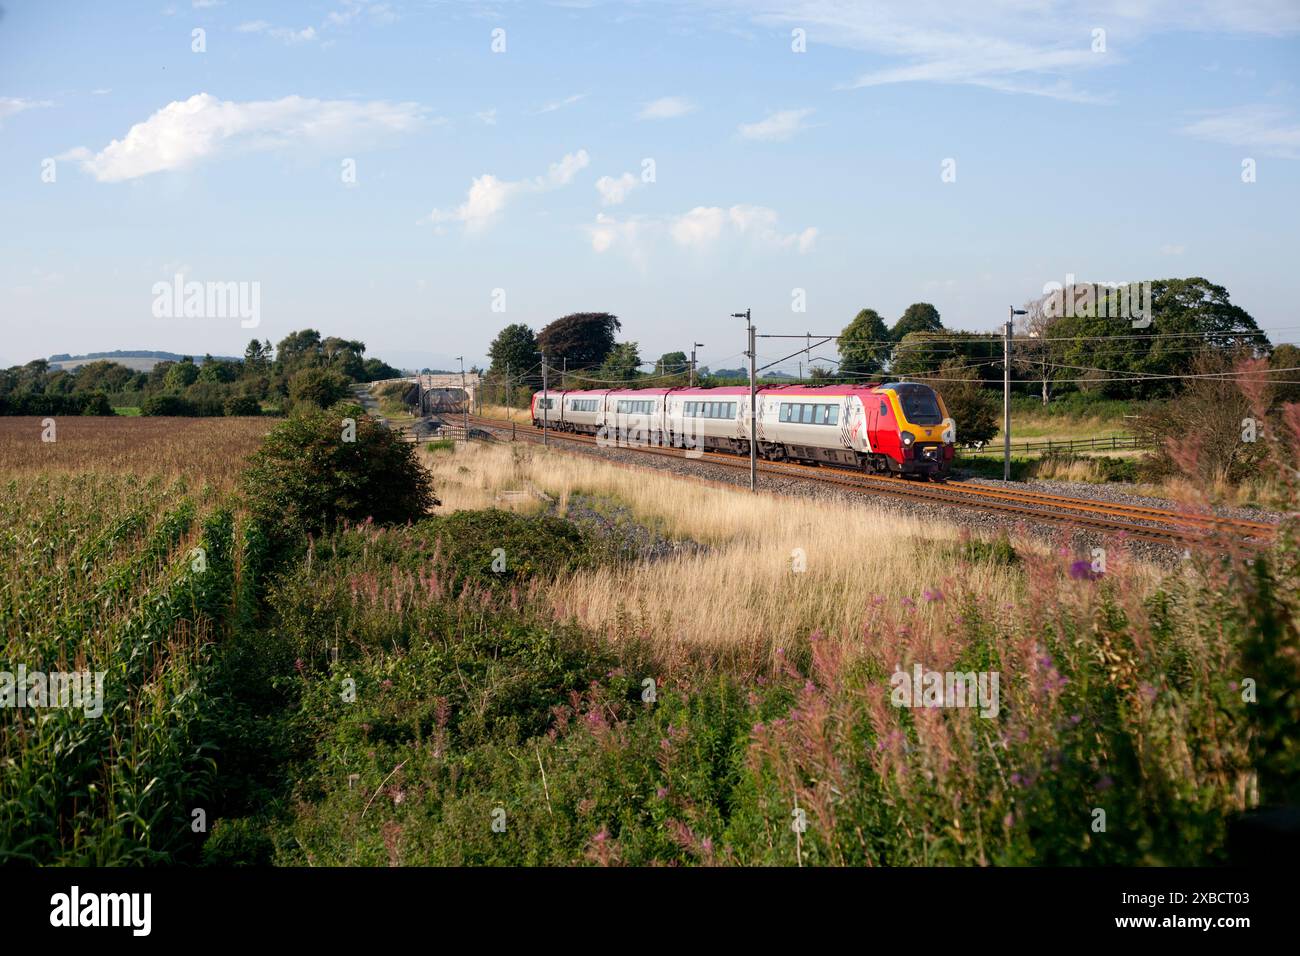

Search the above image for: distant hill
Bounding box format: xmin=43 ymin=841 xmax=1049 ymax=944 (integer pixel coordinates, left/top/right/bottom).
xmin=46 ymin=350 xmax=240 ymax=372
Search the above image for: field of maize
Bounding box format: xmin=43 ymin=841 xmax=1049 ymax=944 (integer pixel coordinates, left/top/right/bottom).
xmin=0 ymin=418 xmax=269 ymax=863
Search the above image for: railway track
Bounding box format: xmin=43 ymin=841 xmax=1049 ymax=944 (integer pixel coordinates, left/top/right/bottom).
xmin=466 ymin=414 xmax=1279 ymax=548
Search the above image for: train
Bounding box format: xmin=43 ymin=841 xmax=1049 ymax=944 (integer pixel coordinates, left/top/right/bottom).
xmin=530 ymin=382 xmax=956 ymax=479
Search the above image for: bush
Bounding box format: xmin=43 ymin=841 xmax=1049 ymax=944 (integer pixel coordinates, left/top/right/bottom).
xmin=223 ymin=395 xmax=261 ymax=416
xmin=241 ymin=405 xmax=438 ymax=546
xmin=79 ymin=392 xmax=115 ymax=416
xmin=141 ymin=394 xmax=199 ymax=416
xmin=288 ymin=367 xmax=351 ymax=409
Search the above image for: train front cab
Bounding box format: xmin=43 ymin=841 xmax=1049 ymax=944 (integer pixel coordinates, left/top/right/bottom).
xmin=880 ymin=383 xmax=955 ymax=479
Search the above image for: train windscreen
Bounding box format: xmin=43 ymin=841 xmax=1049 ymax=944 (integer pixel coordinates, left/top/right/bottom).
xmin=889 ymin=384 xmax=943 ymax=425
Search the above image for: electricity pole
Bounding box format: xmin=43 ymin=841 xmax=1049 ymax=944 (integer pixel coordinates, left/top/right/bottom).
xmin=734 ymin=310 xmax=756 ymax=492
xmin=457 ymin=355 xmax=468 ymax=441
xmin=541 ymin=354 xmax=549 ymax=446
xmin=690 ymin=342 xmax=703 ymax=387
xmin=1004 ymin=308 xmax=1027 ymax=480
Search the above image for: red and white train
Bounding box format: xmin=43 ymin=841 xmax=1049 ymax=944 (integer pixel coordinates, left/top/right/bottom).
xmin=530 ymin=382 xmax=956 ymax=478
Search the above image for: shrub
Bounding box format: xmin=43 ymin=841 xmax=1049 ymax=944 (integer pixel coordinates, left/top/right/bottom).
xmin=223 ymin=394 xmax=261 ymax=416
xmin=141 ymin=394 xmax=199 ymax=416
xmin=240 ymin=405 xmax=438 ymax=546
xmin=288 ymin=367 xmax=351 ymax=409
xmin=79 ymin=392 xmax=115 ymax=416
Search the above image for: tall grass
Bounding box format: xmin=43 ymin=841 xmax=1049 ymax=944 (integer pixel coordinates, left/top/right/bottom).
xmin=420 ymin=440 xmax=1148 ymax=666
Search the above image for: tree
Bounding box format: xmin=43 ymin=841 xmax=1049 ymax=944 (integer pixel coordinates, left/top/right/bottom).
xmin=163 ymin=357 xmax=200 ymax=391
xmin=288 ymin=367 xmax=351 ymax=408
xmin=72 ymin=360 xmax=134 ymax=394
xmin=361 ymin=357 xmax=402 ymax=382
xmin=275 ymin=329 xmax=324 ymax=372
xmin=1271 ymin=343 xmax=1300 ymax=404
xmin=1044 ymin=277 xmax=1266 ymax=399
xmin=599 ymin=342 xmax=642 ymax=384
xmin=197 ymin=358 xmax=239 ymax=384
xmin=923 ymin=360 xmax=998 ymax=445
xmin=656 ymin=351 xmax=688 ymax=375
xmin=892 ymin=303 xmax=943 ymax=341
xmin=536 ymin=313 xmax=621 ymax=370
xmin=487 ymin=323 xmax=541 ymax=388
xmin=244 ymin=339 xmax=272 ymax=373
xmin=838 ymin=309 xmax=891 ymax=378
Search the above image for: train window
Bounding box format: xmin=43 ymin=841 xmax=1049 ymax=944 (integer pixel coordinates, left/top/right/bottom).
xmin=779 ymin=403 xmax=789 ymax=422
xmin=727 ymin=403 xmax=736 ymax=418
xmin=883 ymin=383 xmax=944 ymax=425
xmin=880 ymin=400 xmax=888 ymax=417
xmin=828 ymin=406 xmax=839 ymax=425
xmin=801 ymin=405 xmax=814 ymax=424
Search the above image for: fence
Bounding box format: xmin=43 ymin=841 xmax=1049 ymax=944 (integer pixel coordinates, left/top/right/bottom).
xmin=957 ymin=434 xmax=1149 ymax=457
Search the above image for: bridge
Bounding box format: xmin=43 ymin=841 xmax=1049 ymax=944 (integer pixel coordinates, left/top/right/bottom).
xmin=368 ymin=372 xmax=482 ymax=416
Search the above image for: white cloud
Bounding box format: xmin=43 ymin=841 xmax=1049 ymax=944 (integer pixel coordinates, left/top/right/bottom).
xmin=325 ymin=1 xmax=397 ymax=28
xmin=595 ymin=172 xmax=638 ymax=206
xmin=588 ymin=212 xmax=645 ymax=255
xmin=429 ymin=149 xmax=590 ymax=232
xmin=738 ymin=108 xmax=814 ymax=142
xmin=589 ymin=203 xmax=816 ymax=255
xmin=671 ymin=206 xmax=727 ymax=246
xmin=1160 ymin=244 xmax=1187 ymax=255
xmin=475 ymin=108 xmax=497 ymax=125
xmin=1180 ymin=105 xmax=1300 ymax=158
xmin=637 ymin=96 xmax=695 ymax=120
xmin=193 ymin=0 xmax=225 ymax=8
xmin=545 ymin=150 xmax=590 ymax=186
xmin=91 ymin=88 xmax=112 ymax=96
xmin=537 ymin=93 xmax=587 ymax=114
xmin=725 ymin=0 xmax=1300 ymax=103
xmin=0 ymin=97 xmax=53 ymax=124
xmin=239 ymin=20 xmax=318 ymax=44
xmin=62 ymin=92 xmax=428 ymax=182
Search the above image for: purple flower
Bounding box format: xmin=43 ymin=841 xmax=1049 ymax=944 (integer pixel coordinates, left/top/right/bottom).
xmin=923 ymin=588 xmax=944 ymax=603
xmin=1069 ymin=560 xmax=1102 ymax=581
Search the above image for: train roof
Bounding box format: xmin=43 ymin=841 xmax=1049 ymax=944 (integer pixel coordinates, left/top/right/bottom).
xmin=537 ymin=382 xmax=936 ymax=398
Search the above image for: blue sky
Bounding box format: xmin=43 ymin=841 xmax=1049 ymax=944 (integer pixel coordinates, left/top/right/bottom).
xmin=2 ymin=0 xmax=1298 ymax=373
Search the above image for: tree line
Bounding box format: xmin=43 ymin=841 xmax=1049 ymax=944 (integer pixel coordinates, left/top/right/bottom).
xmin=480 ymin=277 xmax=1296 ymax=444
xmin=0 ymin=330 xmax=403 ymax=416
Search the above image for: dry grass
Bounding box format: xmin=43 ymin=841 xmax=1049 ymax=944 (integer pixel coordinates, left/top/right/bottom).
xmin=0 ymin=416 xmax=271 ymax=494
xmin=477 ymin=402 xmax=525 ymax=422
xmin=418 ymin=440 xmax=1091 ymax=660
